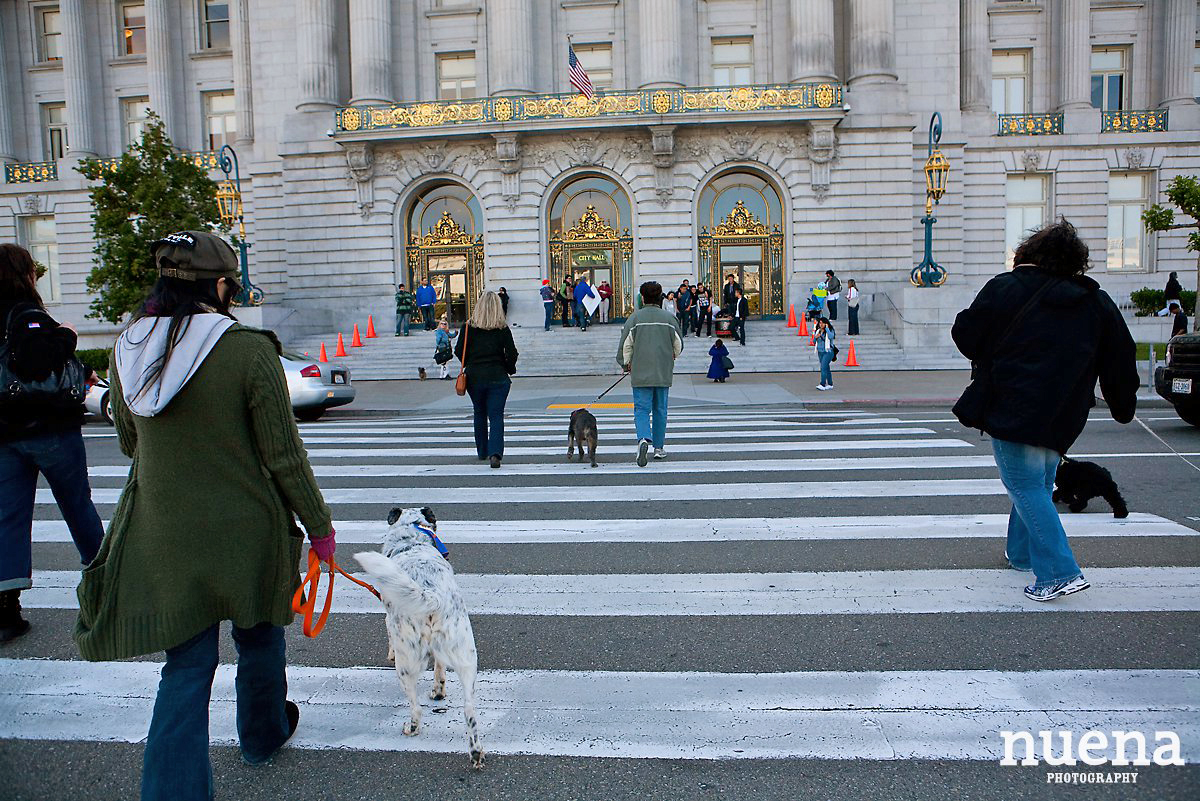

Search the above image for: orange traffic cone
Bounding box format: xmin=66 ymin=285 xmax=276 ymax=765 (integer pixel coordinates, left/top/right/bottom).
xmin=366 ymin=315 xmax=377 ymax=338
xmin=335 ymin=333 xmax=347 ymax=357
xmin=797 ymin=314 xmax=809 ymax=336
xmin=318 ymin=343 xmax=328 ymax=363
xmin=351 ymin=324 xmax=364 ymax=347
xmin=844 ymin=339 xmax=860 ymax=367
xmin=786 ymin=304 xmax=797 ymax=328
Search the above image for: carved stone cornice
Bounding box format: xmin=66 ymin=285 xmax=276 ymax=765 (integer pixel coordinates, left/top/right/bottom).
xmin=344 ymin=141 xmax=376 ymax=218
xmin=805 ymin=120 xmax=838 ymax=202
xmin=493 ymin=133 xmax=521 ymax=209
xmin=649 ymin=125 xmax=676 ymax=205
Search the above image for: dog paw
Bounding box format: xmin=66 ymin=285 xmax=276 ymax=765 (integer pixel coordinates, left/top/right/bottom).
xmin=403 ymin=721 xmax=420 ymax=736
xmin=1114 ymin=511 xmax=1129 ymax=519
xmin=470 ymin=750 xmax=485 ymax=770
xmin=429 ymin=689 xmax=446 ymax=701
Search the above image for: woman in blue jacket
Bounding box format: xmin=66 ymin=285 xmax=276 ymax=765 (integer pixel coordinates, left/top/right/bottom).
xmin=707 ymin=339 xmax=730 ymax=383
xmin=815 ymin=317 xmax=835 ymax=390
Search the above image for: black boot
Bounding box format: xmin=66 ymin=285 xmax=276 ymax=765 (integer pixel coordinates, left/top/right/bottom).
xmin=0 ymin=589 xmax=31 ymax=643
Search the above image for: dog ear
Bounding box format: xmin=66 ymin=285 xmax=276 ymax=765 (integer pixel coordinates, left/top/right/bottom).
xmin=387 ymin=507 xmax=404 ymax=526
xmin=421 ymin=506 xmax=437 ymax=526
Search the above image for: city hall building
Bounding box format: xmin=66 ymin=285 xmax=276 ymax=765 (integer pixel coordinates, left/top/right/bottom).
xmin=0 ymin=0 xmax=1197 ymax=351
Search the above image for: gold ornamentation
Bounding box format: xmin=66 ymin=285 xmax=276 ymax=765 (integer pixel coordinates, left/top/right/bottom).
xmin=1101 ymin=109 xmax=1168 ymax=133
xmin=563 ymin=205 xmax=619 ymax=242
xmin=411 ymin=212 xmax=475 ymax=248
xmin=494 ymin=98 xmax=513 ymax=121
xmin=815 ymin=84 xmax=835 ymax=108
xmin=712 ymin=201 xmax=768 ymax=238
xmin=651 ymin=91 xmax=672 ymax=114
xmin=341 ymin=108 xmax=362 ymax=131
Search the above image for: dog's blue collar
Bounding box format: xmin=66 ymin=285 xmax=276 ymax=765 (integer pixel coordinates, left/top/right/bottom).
xmin=414 ymin=524 xmax=449 ymax=560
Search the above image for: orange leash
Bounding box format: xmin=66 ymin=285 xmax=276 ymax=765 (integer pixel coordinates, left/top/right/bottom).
xmin=291 ymin=549 xmax=381 ymax=638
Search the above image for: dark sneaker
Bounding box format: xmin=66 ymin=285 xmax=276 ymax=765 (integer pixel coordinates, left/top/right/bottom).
xmin=636 ymin=439 xmax=650 ymax=467
xmin=243 ymin=701 xmax=300 ymax=766
xmin=489 ymin=455 xmax=502 ymax=469
xmin=1024 ymin=576 xmax=1090 ymax=602
xmin=0 ymin=590 xmax=30 ymax=643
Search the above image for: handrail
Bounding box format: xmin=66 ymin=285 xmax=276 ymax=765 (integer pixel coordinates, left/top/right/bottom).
xmin=871 ymin=290 xmax=947 ymax=327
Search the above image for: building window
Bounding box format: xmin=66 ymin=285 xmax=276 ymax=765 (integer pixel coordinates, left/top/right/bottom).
xmin=711 ymin=37 xmax=753 ymax=86
xmin=21 ymin=216 xmax=59 ymax=303
xmin=36 ymin=6 xmax=62 ymax=62
xmin=1193 ymin=43 xmax=1199 ymax=101
xmin=42 ymin=103 xmax=67 ymax=161
xmin=571 ymin=44 xmax=613 ymax=90
xmin=1107 ymin=173 xmax=1150 ymax=271
xmin=991 ymin=50 xmax=1030 ymax=115
xmin=437 ymin=52 xmax=476 ymax=100
xmin=201 ymin=1 xmax=230 ymax=49
xmin=1004 ymin=175 xmax=1049 ymax=268
xmin=1091 ymin=47 xmax=1127 ymax=111
xmin=119 ymin=3 xmax=146 ymax=56
xmin=122 ymin=96 xmax=151 ymax=148
xmin=203 ymin=91 xmax=236 ymax=150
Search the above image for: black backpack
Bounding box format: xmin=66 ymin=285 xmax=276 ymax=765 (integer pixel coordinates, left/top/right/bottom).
xmin=0 ymin=305 xmax=88 ymax=413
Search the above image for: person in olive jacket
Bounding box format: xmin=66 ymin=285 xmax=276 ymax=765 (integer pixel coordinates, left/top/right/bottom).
xmin=73 ymin=232 xmax=336 ymax=800
xmin=952 ymin=220 xmax=1138 ymax=603
xmin=455 ymin=291 xmax=519 ymax=468
xmin=394 ymin=282 xmax=416 ymax=336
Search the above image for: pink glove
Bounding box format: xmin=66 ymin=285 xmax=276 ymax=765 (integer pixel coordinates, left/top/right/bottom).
xmin=310 ymin=527 xmax=336 ymax=562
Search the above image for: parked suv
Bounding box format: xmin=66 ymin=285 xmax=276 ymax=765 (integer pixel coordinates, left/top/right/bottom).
xmin=1155 ymin=332 xmax=1200 ymax=427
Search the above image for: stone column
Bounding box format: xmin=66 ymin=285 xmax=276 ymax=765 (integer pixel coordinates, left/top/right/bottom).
xmin=59 ymin=0 xmax=98 ymax=158
xmin=1056 ymin=0 xmax=1091 ymax=111
xmin=231 ymin=0 xmax=254 ymax=144
xmin=848 ymin=0 xmax=898 ymax=86
xmin=790 ymin=0 xmax=836 ymax=83
xmin=297 ymin=0 xmax=339 ymax=110
xmin=0 ymin=11 xmax=17 ymax=162
xmin=959 ymin=0 xmax=990 ymax=113
xmin=145 ymin=0 xmax=180 ymax=142
xmin=349 ymin=0 xmax=393 ymax=104
xmin=1159 ymin=0 xmax=1198 ymax=109
xmin=639 ymin=0 xmax=684 ymax=89
xmin=487 ymin=0 xmax=535 ymax=95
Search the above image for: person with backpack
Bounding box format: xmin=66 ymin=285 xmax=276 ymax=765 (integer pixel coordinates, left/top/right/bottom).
xmin=815 ymin=316 xmax=836 ymax=390
xmin=557 ymin=277 xmax=575 ymax=327
xmin=824 ymin=270 xmax=842 ymax=320
xmin=573 ymin=275 xmax=596 ymax=332
xmin=394 ymin=282 xmax=416 ymax=336
xmin=540 ymin=279 xmax=555 ymax=331
xmin=0 ymin=244 xmax=105 ymax=642
xmin=951 ymin=220 xmax=1138 ymax=602
xmin=71 ymin=231 xmax=336 ymax=798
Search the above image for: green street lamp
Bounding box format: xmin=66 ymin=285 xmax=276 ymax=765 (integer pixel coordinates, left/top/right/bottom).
xmin=215 ymin=145 xmax=263 ymax=306
xmin=911 ymin=112 xmax=950 ymax=288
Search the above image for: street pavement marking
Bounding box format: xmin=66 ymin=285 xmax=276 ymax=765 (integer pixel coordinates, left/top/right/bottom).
xmin=1 ymin=660 xmax=1195 ymax=761
xmin=294 ymin=426 xmax=937 ymax=445
xmin=547 ymin=402 xmax=633 ymax=409
xmin=287 ymin=417 xmax=911 ymax=433
xmin=31 ymin=513 xmax=1196 ymax=544
xmin=24 ymin=567 xmax=1200 ymax=615
xmin=49 ymin=478 xmax=1008 ymax=506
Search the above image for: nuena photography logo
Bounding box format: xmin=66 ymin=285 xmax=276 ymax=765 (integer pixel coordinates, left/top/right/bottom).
xmin=1000 ymin=729 xmax=1185 ymax=785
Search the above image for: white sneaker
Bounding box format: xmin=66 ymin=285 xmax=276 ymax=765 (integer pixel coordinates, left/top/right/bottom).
xmin=653 ymin=448 xmax=667 ymax=460
xmin=816 ymin=384 xmax=830 ymax=391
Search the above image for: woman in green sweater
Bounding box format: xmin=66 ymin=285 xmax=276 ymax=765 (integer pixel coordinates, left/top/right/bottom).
xmin=73 ymin=231 xmax=336 ymax=801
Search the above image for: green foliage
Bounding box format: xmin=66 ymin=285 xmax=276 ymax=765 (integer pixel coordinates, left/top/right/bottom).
xmin=76 ymin=348 xmax=112 ymax=375
xmin=1129 ymin=288 xmax=1196 ymax=317
xmin=76 ymin=114 xmax=223 ymax=323
xmin=1143 ymin=175 xmax=1200 ymax=254
xmin=1134 ymin=343 xmax=1168 ymax=361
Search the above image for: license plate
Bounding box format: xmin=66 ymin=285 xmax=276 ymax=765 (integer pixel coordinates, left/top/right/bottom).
xmin=332 ymin=374 xmax=346 ymax=385
xmin=1172 ymin=378 xmax=1192 ymax=394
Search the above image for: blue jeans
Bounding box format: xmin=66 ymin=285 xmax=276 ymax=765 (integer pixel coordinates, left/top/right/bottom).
xmin=0 ymin=427 xmax=104 ymax=591
xmin=991 ymin=438 xmax=1083 ymax=589
xmin=575 ymin=301 xmax=589 ymax=330
xmin=466 ymin=380 xmax=511 ymax=458
xmin=395 ymin=313 xmax=410 ymax=335
xmin=632 ymin=386 xmax=669 ymax=449
xmin=142 ymin=623 xmax=289 ymax=801
xmin=543 ymin=301 xmax=554 ymax=331
xmin=818 ymin=350 xmax=834 ymax=386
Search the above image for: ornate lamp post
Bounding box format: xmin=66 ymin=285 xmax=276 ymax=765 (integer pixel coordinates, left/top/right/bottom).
xmin=911 ymin=112 xmax=951 ymax=288
xmin=215 ymin=145 xmax=263 ymax=306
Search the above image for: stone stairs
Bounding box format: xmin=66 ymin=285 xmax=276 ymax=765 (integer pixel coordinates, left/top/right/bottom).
xmin=293 ymin=318 xmax=966 ymax=380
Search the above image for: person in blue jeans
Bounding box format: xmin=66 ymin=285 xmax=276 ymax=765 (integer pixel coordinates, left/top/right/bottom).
xmin=573 ymin=276 xmax=596 ymax=332
xmin=415 ymin=276 xmax=438 ymax=330
xmin=617 ymin=281 xmax=683 ymax=466
xmin=0 ymin=244 xmax=104 ymax=642
xmin=952 ymin=220 xmax=1138 ymax=601
xmin=540 ymin=279 xmax=555 ymax=331
xmin=814 ymin=316 xmax=835 ymax=390
xmin=455 ymin=291 xmax=519 ymax=469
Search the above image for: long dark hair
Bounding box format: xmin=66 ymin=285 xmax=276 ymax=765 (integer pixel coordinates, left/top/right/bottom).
xmin=0 ymin=244 xmax=44 ymax=310
xmin=122 ymin=270 xmax=236 ymax=401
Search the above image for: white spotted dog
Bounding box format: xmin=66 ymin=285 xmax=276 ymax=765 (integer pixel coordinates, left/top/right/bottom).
xmin=353 ymin=506 xmax=484 ymax=769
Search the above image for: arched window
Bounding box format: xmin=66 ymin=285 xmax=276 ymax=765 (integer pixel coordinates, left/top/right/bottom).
xmin=697 ymin=170 xmax=786 ymax=317
xmin=405 ymin=182 xmax=484 ymax=325
xmin=547 ymin=174 xmax=634 ymax=319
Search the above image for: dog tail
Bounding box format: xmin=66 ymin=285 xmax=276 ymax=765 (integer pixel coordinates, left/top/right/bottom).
xmin=353 ymin=551 xmax=436 ymax=616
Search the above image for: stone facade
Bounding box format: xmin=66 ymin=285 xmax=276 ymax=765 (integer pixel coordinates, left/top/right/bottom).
xmin=0 ymin=0 xmax=1197 ymax=349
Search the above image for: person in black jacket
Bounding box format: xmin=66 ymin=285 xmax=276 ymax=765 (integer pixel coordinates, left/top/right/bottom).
xmin=455 ymin=291 xmax=519 ymax=468
xmin=952 ymin=220 xmax=1138 ymax=603
xmin=0 ymin=244 xmax=105 ymax=641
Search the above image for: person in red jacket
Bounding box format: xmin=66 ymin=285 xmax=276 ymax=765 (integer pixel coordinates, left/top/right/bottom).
xmin=597 ymin=280 xmax=614 ymax=324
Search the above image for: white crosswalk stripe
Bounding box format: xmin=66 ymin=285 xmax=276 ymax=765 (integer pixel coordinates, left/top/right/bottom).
xmin=11 ymin=407 xmax=1200 ymax=768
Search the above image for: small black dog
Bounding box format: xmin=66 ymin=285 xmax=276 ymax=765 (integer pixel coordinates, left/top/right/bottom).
xmin=567 ymin=408 xmax=599 ymax=467
xmin=1053 ymin=457 xmax=1128 ymax=518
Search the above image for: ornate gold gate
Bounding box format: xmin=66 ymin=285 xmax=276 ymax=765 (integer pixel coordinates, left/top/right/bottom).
xmin=549 ymin=205 xmax=634 ymax=320
xmin=697 ymin=201 xmax=784 ymax=317
xmin=406 ymin=211 xmax=484 ymax=325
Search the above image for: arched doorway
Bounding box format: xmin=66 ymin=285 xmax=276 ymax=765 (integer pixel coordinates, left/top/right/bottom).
xmin=548 ymin=174 xmax=634 ymax=320
xmin=697 ymin=170 xmax=785 ymax=317
xmin=405 ymin=182 xmax=484 ymax=326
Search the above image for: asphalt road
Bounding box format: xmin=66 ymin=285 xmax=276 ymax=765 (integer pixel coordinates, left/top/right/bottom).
xmin=2 ymin=400 xmax=1198 ymax=800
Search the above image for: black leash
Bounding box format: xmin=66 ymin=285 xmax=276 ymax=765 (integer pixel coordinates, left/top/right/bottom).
xmin=593 ymin=372 xmax=630 ymax=403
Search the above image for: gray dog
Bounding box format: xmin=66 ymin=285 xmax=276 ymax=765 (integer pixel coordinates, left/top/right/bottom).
xmin=567 ymin=407 xmax=599 ymax=467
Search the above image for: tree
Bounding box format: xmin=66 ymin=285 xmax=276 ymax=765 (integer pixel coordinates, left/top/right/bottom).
xmin=76 ymin=114 xmax=223 ymax=323
xmin=1144 ymin=174 xmax=1200 ymax=332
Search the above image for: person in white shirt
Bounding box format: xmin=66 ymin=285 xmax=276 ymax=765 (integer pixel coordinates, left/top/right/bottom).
xmin=846 ymin=279 xmax=860 ymax=335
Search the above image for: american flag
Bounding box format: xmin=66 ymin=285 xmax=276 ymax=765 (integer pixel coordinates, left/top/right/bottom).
xmin=568 ymin=43 xmax=595 ymax=100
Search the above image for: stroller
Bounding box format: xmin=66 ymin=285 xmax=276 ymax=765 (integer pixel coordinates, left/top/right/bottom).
xmin=805 ymin=293 xmax=825 ymax=321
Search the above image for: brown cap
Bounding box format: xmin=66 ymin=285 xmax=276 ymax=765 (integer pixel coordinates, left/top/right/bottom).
xmin=150 ymin=231 xmax=239 ymax=282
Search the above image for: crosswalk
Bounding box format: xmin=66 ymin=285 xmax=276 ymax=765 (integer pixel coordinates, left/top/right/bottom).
xmin=5 ymin=407 xmax=1199 ymax=773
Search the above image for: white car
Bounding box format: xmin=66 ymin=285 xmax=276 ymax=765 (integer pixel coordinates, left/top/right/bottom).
xmin=84 ymin=352 xmax=356 ymax=425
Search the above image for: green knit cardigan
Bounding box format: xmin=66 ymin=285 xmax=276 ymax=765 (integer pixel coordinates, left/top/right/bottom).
xmin=74 ymin=325 xmax=332 ymax=661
